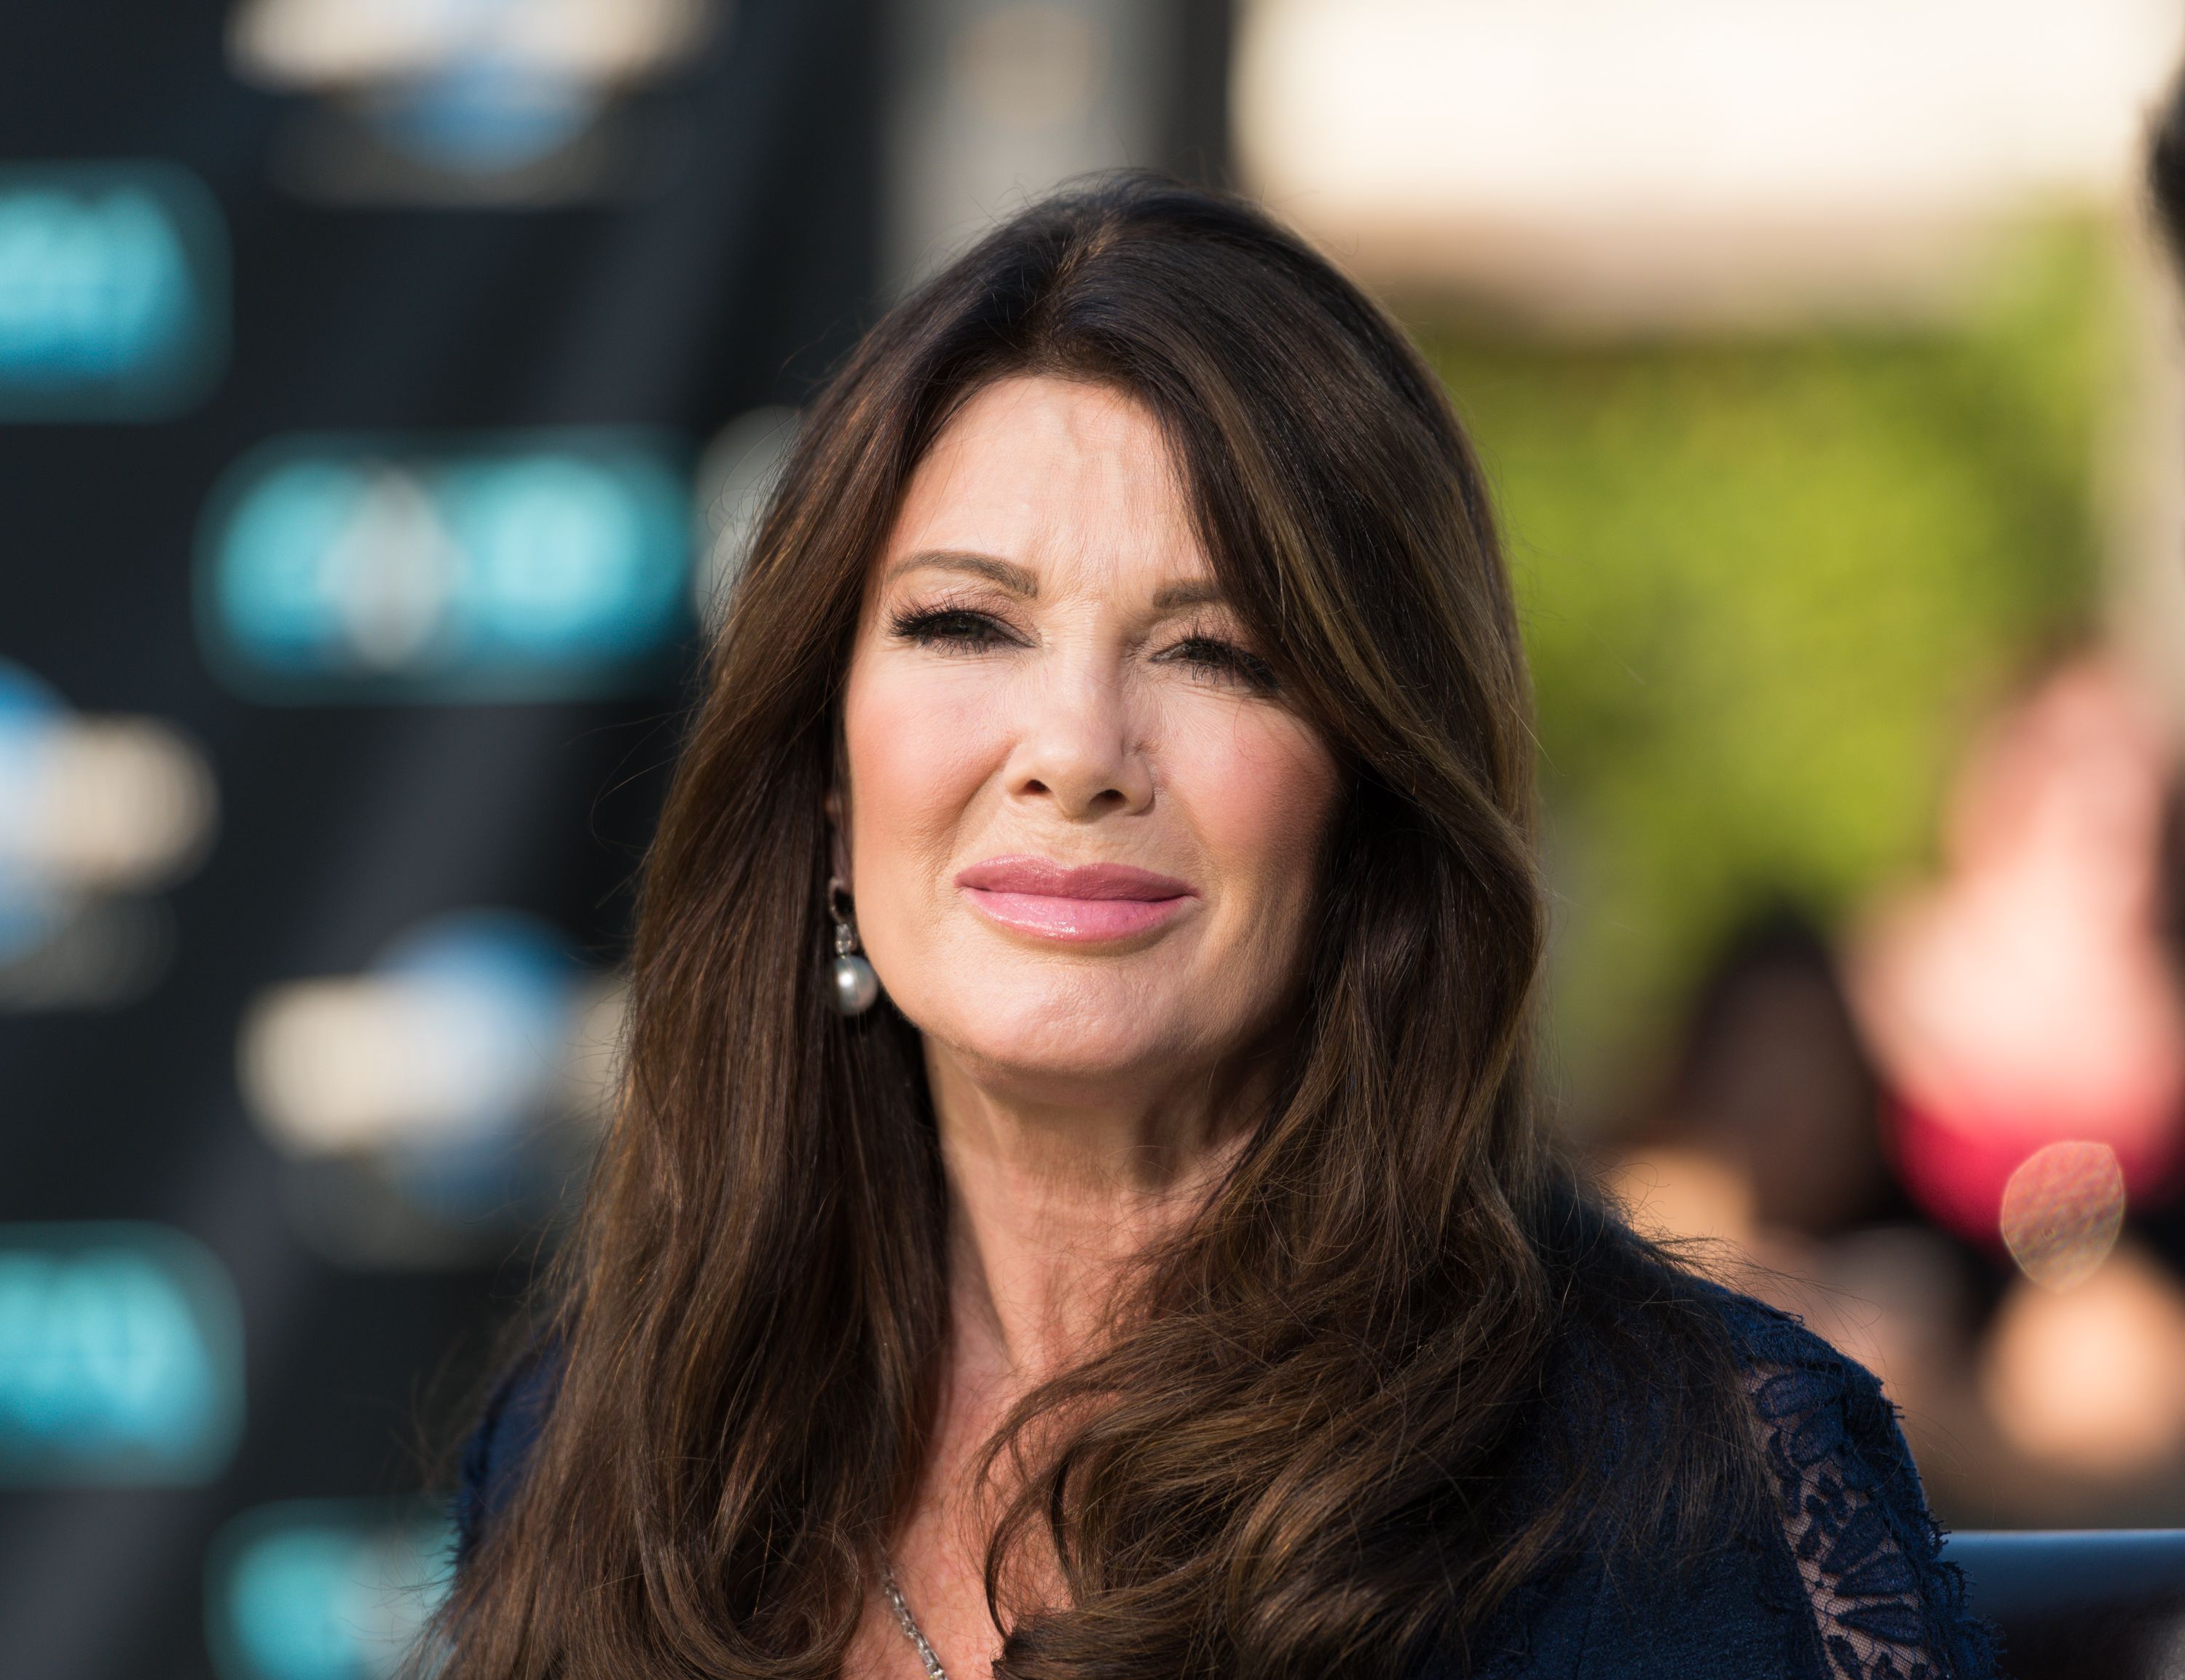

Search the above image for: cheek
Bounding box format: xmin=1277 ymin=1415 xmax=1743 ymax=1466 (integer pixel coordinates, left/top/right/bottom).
xmin=840 ymin=656 xmax=1004 ymax=902
xmin=1171 ymin=708 xmax=1341 ymax=929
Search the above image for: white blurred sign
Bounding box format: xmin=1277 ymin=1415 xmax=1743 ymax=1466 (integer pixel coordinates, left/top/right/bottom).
xmin=231 ymin=0 xmax=712 ymax=87
xmin=1237 ymin=0 xmax=2185 ymax=319
xmin=227 ymin=0 xmax=723 ymax=199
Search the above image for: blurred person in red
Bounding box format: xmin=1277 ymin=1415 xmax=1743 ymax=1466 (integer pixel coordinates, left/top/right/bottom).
xmin=1617 ymin=656 xmax=2185 ymax=1522
xmin=1790 ymin=90 xmax=2185 ymax=1514
xmin=1849 ymin=659 xmax=2185 ymax=1250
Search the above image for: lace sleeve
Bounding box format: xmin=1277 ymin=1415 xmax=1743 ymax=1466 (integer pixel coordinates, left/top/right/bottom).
xmin=1739 ymin=1315 xmax=1998 ymax=1680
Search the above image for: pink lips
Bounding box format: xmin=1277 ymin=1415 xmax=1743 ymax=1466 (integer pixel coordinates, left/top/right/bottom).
xmin=955 ymin=856 xmax=1196 ymax=944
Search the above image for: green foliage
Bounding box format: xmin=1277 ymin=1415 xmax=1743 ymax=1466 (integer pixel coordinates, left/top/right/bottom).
xmin=1422 ymin=224 xmax=2117 ymax=1114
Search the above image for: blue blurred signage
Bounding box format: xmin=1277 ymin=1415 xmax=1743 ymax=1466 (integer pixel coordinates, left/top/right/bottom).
xmin=0 ymin=1223 xmax=243 ymax=1484
xmin=374 ymin=909 xmax=583 ymax=1148
xmin=197 ymin=430 xmax=693 ymax=701
xmin=240 ymin=907 xmax=619 ymax=1266
xmin=208 ymin=1501 xmax=455 ymax=1680
xmin=0 ymin=657 xmax=220 ymax=1009
xmin=0 ymin=163 xmax=229 ymax=419
xmin=227 ymin=0 xmax=719 ymax=204
xmin=0 ymin=661 xmax=68 ymax=961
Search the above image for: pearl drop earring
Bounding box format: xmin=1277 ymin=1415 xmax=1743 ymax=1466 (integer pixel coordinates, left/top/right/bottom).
xmin=827 ymin=877 xmax=879 ymax=1016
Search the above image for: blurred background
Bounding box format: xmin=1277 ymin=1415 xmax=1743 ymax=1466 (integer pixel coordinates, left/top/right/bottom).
xmin=3 ymin=1 xmax=2184 ymax=1674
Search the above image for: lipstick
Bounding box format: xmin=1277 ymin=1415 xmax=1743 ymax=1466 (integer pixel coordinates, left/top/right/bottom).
xmin=954 ymin=856 xmax=1196 ymax=944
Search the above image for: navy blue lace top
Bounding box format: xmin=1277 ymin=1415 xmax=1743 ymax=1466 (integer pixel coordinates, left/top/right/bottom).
xmin=456 ymin=1283 xmax=1999 ymax=1679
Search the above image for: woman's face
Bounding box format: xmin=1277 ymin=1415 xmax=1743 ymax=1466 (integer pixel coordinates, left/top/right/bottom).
xmin=838 ymin=376 xmax=1344 ymax=1105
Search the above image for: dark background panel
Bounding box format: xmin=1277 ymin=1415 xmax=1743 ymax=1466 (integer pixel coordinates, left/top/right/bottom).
xmin=0 ymin=1 xmax=883 ymax=1673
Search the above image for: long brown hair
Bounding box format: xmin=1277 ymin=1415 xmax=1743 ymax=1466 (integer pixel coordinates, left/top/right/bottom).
xmin=437 ymin=175 xmax=1752 ymax=1680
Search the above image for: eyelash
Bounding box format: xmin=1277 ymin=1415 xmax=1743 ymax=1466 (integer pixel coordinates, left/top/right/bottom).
xmin=1162 ymin=634 xmax=1280 ymax=691
xmin=886 ymin=605 xmax=1279 ymax=692
xmin=888 ymin=605 xmax=1020 ymax=651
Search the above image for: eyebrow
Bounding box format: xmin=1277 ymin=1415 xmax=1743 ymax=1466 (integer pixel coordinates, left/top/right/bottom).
xmin=882 ymin=551 xmax=1039 ymax=595
xmin=1151 ymin=579 xmax=1224 ymax=611
xmin=881 ymin=551 xmax=1229 ymax=613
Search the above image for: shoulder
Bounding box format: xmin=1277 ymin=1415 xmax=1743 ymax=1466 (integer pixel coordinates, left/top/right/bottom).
xmin=1460 ymin=1208 xmax=1998 ymax=1679
xmin=1539 ymin=1268 xmax=1999 ymax=1680
xmin=1700 ymin=1282 xmax=1998 ymax=1680
xmin=1696 ymin=1277 xmax=1936 ymax=1557
xmin=454 ymin=1340 xmax=559 ymax=1566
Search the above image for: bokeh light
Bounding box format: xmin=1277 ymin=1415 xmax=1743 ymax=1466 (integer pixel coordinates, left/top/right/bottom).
xmin=0 ymin=659 xmax=219 ymax=1009
xmin=0 ymin=162 xmax=227 ymax=419
xmin=1851 ymin=662 xmax=2185 ymax=1243
xmin=238 ymin=910 xmax=625 ymax=1265
xmin=197 ymin=432 xmax=691 ymax=702
xmin=228 ymin=0 xmax=718 ymax=199
xmin=207 ymin=1500 xmax=454 ymax=1680
xmin=1999 ymin=1140 xmax=2127 ymax=1291
xmin=0 ymin=1223 xmax=243 ymax=1486
xmin=1980 ymin=1244 xmax=2185 ymax=1479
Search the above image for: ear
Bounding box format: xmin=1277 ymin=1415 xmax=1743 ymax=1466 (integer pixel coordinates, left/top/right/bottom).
xmin=824 ymin=786 xmax=851 ymax=889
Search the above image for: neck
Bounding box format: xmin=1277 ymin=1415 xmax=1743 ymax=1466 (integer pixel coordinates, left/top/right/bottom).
xmin=922 ymin=1042 xmax=1254 ymax=1387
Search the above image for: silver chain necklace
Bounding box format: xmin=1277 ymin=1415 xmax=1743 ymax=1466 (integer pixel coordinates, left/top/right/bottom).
xmin=881 ymin=1563 xmax=950 ymax=1680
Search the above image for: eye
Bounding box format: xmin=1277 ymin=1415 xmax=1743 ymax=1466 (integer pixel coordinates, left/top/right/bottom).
xmin=1158 ymin=634 xmax=1279 ymax=693
xmin=889 ymin=605 xmax=1023 ymax=652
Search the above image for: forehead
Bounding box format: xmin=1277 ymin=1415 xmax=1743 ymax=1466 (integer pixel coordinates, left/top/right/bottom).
xmin=881 ymin=375 xmax=1211 ymax=589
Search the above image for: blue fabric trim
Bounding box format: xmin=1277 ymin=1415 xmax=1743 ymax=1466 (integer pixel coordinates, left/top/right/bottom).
xmin=454 ymin=1341 xmax=557 ymax=1568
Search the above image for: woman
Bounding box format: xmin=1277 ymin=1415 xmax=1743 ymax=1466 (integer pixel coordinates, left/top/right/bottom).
xmin=439 ymin=177 xmax=1994 ymax=1680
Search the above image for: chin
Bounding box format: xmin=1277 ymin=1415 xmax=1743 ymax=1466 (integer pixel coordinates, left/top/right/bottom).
xmin=910 ymin=969 xmax=1207 ymax=1092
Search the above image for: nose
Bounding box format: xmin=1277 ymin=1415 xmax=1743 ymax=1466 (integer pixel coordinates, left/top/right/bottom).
xmin=1006 ymin=654 xmax=1154 ymax=820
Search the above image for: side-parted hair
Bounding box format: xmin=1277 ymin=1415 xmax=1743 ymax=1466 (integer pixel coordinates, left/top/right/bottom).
xmin=435 ymin=175 xmax=1752 ymax=1680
